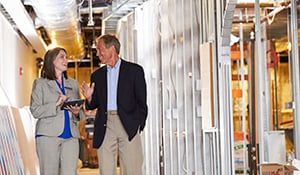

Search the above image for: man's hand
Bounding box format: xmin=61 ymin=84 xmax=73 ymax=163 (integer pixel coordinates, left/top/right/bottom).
xmin=81 ymin=81 xmax=95 ymax=104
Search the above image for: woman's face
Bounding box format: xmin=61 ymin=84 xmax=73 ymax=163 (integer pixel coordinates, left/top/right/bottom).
xmin=53 ymin=50 xmax=68 ymax=75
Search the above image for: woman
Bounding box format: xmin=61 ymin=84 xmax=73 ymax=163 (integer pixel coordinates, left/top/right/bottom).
xmin=30 ymin=47 xmax=84 ymax=175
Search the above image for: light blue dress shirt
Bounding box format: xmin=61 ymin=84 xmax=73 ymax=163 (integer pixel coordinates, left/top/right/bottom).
xmin=107 ymin=58 xmax=121 ymax=110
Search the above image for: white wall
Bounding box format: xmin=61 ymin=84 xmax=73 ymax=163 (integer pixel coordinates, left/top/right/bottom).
xmin=0 ymin=12 xmax=39 ymax=107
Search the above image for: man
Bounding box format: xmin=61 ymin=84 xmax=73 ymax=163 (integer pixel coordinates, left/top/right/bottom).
xmin=81 ymin=34 xmax=148 ymax=175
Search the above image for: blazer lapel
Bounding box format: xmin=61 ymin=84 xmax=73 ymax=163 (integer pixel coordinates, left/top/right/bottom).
xmin=48 ymin=80 xmax=61 ymax=94
xmin=118 ymin=59 xmax=128 ymax=84
xmin=117 ymin=59 xmax=127 ymax=98
xmin=64 ymin=78 xmax=73 ymax=95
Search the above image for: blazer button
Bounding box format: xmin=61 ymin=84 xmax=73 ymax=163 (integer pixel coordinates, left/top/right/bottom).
xmin=104 ymin=124 xmax=107 ymax=127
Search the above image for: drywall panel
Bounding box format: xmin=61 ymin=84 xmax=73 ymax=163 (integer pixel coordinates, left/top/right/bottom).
xmin=200 ymin=42 xmax=213 ymax=129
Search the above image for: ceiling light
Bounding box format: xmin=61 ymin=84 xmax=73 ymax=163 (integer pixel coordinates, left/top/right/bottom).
xmin=87 ymin=0 xmax=94 ymax=26
xmin=87 ymin=19 xmax=95 ymax=26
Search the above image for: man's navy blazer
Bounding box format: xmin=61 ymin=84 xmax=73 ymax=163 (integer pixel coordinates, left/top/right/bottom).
xmin=86 ymin=59 xmax=148 ymax=148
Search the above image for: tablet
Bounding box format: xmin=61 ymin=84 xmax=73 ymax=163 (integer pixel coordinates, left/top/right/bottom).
xmin=61 ymin=99 xmax=84 ymax=110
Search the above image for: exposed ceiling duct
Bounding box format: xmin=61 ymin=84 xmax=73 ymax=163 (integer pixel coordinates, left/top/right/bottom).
xmin=24 ymin=0 xmax=85 ymax=59
xmin=19 ymin=0 xmax=147 ymax=60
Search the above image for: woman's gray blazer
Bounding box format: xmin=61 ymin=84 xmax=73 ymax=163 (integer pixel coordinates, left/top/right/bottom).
xmin=30 ymin=77 xmax=84 ymax=138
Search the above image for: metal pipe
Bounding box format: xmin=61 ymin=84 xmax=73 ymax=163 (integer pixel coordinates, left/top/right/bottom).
xmin=249 ymin=29 xmax=257 ymax=175
xmin=255 ymin=0 xmax=268 ymax=170
xmin=291 ymin=0 xmax=300 ymax=159
xmin=235 ymin=2 xmax=274 ymax=8
xmin=87 ymin=0 xmax=94 ymax=26
xmin=239 ymin=8 xmax=248 ymax=175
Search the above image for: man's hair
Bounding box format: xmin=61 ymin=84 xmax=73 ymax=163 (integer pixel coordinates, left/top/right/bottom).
xmin=41 ymin=47 xmax=68 ymax=80
xmin=97 ymin=34 xmax=121 ymax=54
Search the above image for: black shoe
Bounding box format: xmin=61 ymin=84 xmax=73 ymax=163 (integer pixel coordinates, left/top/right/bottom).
xmin=88 ymin=164 xmax=99 ymax=169
xmin=82 ymin=162 xmax=89 ymax=168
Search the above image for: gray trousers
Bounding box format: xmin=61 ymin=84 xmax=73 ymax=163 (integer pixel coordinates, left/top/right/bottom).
xmin=36 ymin=136 xmax=79 ymax=175
xmin=97 ymin=114 xmax=143 ymax=175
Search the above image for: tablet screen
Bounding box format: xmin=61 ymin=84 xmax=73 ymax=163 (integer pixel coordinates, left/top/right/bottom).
xmin=61 ymin=99 xmax=84 ymax=110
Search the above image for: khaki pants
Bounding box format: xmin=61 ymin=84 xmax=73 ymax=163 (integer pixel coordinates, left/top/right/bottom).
xmin=97 ymin=114 xmax=143 ymax=175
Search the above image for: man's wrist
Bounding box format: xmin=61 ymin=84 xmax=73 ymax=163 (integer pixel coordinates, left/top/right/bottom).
xmin=87 ymin=97 xmax=92 ymax=104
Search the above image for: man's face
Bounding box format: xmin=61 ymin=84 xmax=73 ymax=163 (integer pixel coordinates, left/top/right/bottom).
xmin=96 ymin=39 xmax=113 ymax=64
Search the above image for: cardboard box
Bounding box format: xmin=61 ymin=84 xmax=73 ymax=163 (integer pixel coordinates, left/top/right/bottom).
xmin=265 ymin=131 xmax=286 ymax=164
xmin=260 ymin=163 xmax=298 ymax=175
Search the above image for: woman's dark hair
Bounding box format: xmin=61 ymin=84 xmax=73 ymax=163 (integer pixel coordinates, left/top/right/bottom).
xmin=97 ymin=34 xmax=121 ymax=54
xmin=41 ymin=47 xmax=68 ymax=80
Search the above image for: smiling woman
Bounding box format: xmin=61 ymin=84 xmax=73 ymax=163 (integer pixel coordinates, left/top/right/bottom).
xmin=30 ymin=47 xmax=85 ymax=175
xmin=53 ymin=50 xmax=68 ymax=77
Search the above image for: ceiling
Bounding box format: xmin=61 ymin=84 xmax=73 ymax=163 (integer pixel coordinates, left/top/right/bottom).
xmin=21 ymin=0 xmax=146 ymax=67
xmin=8 ymin=0 xmax=300 ymax=64
xmin=232 ymin=1 xmax=300 ymax=54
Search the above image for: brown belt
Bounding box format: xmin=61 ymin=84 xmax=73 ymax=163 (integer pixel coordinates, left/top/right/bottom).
xmin=105 ymin=110 xmax=118 ymax=115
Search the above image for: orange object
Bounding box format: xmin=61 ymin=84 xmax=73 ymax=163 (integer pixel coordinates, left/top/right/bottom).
xmin=234 ymin=131 xmax=244 ymax=140
xmin=232 ymin=74 xmax=248 ymax=81
xmin=231 ymin=51 xmax=241 ymax=60
xmin=232 ymin=89 xmax=242 ymax=98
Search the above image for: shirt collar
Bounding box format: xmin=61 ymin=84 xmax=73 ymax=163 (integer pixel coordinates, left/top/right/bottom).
xmin=107 ymin=58 xmax=121 ymax=70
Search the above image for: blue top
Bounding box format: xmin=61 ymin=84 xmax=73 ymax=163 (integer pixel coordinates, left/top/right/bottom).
xmin=55 ymin=76 xmax=72 ymax=138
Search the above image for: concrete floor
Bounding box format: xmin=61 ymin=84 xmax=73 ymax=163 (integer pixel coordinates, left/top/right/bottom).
xmin=78 ymin=168 xmax=99 ymax=175
xmin=78 ymin=167 xmax=121 ymax=175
